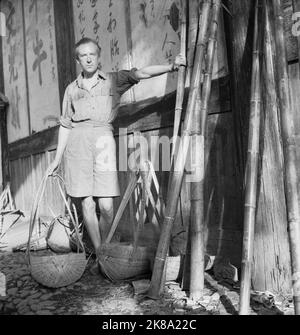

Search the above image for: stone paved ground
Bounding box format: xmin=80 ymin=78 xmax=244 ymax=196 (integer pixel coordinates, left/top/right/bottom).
xmin=0 ymin=251 xmax=295 ymax=316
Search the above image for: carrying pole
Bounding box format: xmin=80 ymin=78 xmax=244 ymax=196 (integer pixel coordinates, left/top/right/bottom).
xmin=239 ymin=0 xmax=262 ymax=315
xmin=272 ymin=0 xmax=300 ymax=315
xmin=147 ymin=0 xmax=213 ymax=300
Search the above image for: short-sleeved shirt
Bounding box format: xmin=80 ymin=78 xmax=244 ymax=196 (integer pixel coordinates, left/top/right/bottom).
xmin=60 ymin=69 xmax=139 ymax=129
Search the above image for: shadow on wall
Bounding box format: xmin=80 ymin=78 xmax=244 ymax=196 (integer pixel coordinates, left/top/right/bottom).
xmin=204 ymin=108 xmax=243 ymax=268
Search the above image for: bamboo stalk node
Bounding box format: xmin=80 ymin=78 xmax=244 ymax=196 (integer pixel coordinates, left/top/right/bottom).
xmin=244 ymin=204 xmax=257 ymax=210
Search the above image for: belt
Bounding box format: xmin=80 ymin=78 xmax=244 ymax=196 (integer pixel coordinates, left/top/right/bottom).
xmin=71 ymin=120 xmax=113 ymax=131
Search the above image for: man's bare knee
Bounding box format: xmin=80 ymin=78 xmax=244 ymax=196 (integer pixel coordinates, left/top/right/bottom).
xmin=82 ymin=197 xmax=96 ymax=213
xmin=98 ymin=198 xmax=113 ymax=216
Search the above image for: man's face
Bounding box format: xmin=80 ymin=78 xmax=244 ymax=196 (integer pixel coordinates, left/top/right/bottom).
xmin=76 ymin=42 xmax=100 ymax=75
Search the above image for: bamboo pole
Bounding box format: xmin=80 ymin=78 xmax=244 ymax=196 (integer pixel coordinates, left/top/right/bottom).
xmin=171 ymin=0 xmax=188 ymax=163
xmin=105 ymin=172 xmax=138 ymax=244
xmin=200 ymin=0 xmax=221 ymax=135
xmin=272 ymin=0 xmax=300 ymax=315
xmin=239 ymin=0 xmax=262 ymax=315
xmin=182 ymin=0 xmax=202 ymax=294
xmin=166 ymin=0 xmax=188 ymax=279
xmin=147 ymin=0 xmax=212 ymax=300
xmin=171 ymin=0 xmax=202 ymax=293
xmin=189 ymin=0 xmax=221 ymax=301
xmin=185 ymin=0 xmax=201 ymax=88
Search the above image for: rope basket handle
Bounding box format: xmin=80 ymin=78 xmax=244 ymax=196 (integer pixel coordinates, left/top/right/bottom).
xmin=54 ymin=174 xmax=84 ymax=253
xmin=26 ymin=173 xmax=85 ymax=262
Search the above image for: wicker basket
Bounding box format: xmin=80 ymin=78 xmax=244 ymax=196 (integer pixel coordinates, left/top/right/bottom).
xmin=30 ymin=251 xmax=87 ymax=288
xmin=27 ymin=174 xmax=87 ymax=288
xmin=97 ymin=242 xmax=155 ymax=282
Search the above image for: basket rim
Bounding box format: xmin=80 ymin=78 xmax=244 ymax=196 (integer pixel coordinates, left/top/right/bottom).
xmin=29 ymin=251 xmax=86 ymax=259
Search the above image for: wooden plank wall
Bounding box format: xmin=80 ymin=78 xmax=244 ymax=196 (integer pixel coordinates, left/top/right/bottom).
xmin=0 ymin=1 xmax=263 ymax=270
xmin=114 ymin=106 xmax=242 ymax=264
xmin=1 ymin=0 xmax=300 ymax=297
xmin=7 ymin=0 xmax=300 ymax=276
xmin=3 ymin=0 xmax=74 ymax=218
xmin=9 ymin=151 xmax=65 ymax=218
xmin=252 ymin=44 xmax=292 ymax=293
xmin=223 ymin=0 xmax=300 ymax=294
xmin=8 ymin=76 xmax=238 ymax=263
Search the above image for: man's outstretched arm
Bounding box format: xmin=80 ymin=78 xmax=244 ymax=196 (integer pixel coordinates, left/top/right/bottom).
xmin=134 ymin=54 xmax=186 ymax=79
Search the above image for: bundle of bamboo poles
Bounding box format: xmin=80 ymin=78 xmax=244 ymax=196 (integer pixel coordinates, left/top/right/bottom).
xmin=239 ymin=0 xmax=300 ymax=316
xmin=271 ymin=0 xmax=300 ymax=315
xmin=239 ymin=0 xmax=263 ymax=315
xmin=147 ymin=0 xmax=219 ymax=300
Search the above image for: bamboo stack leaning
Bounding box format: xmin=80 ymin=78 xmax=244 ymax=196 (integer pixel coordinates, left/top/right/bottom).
xmin=147 ymin=0 xmax=213 ymax=300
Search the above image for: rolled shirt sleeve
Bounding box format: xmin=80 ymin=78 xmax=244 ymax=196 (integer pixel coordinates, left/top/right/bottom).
xmin=116 ymin=68 xmax=140 ymax=96
xmin=60 ymin=85 xmax=73 ymax=129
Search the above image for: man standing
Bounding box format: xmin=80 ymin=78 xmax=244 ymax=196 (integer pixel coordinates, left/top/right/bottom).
xmin=47 ymin=37 xmax=185 ymax=261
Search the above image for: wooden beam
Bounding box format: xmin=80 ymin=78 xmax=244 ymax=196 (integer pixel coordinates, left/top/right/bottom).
xmin=9 ymin=126 xmax=59 ymax=161
xmin=53 ymin=0 xmax=76 ymax=106
xmin=116 ymin=75 xmax=231 ymax=129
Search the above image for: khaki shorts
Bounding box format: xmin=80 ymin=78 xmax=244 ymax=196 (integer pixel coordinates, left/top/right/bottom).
xmin=64 ymin=124 xmax=120 ymax=198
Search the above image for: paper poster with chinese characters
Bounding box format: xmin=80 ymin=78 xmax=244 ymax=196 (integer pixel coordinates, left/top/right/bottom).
xmin=129 ymin=0 xmax=181 ymax=101
xmin=72 ymin=0 xmax=133 ymax=104
xmin=23 ymin=0 xmax=60 ymax=134
xmin=73 ymin=0 xmax=229 ymax=106
xmin=130 ymin=0 xmax=228 ymax=102
xmin=73 ymin=0 xmax=131 ymax=73
xmin=1 ymin=0 xmax=30 ymax=143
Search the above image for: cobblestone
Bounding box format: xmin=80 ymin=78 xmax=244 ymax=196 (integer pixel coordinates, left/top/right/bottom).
xmin=0 ymin=251 xmax=295 ymax=316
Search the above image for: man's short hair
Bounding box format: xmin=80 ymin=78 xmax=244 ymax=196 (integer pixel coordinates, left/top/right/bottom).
xmin=74 ymin=37 xmax=101 ymax=59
